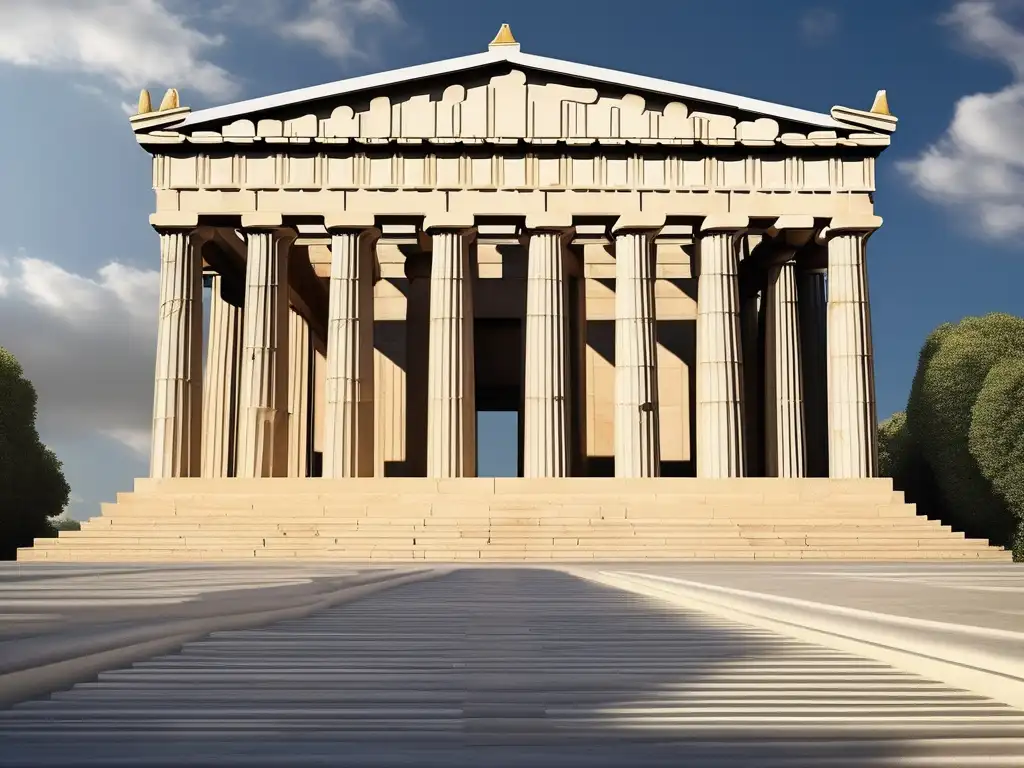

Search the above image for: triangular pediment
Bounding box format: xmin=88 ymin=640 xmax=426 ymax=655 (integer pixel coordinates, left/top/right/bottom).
xmin=132 ymin=48 xmax=893 ymax=149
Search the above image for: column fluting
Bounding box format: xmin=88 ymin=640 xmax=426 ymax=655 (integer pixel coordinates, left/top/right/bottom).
xmin=695 ymin=215 xmax=749 ymax=478
xmin=823 ymin=218 xmax=881 ymax=478
xmin=287 ymin=310 xmax=312 ymax=478
xmin=200 ymin=274 xmax=242 ymax=478
xmin=613 ymin=221 xmax=662 ymax=478
xmin=322 ymin=227 xmax=377 ymax=478
xmin=426 ymin=227 xmax=476 ymax=478
xmin=764 ymin=259 xmax=807 ymax=477
xmin=150 ymin=225 xmax=203 ymax=478
xmin=523 ymin=227 xmax=573 ymax=477
xmin=235 ymin=224 xmax=294 ymax=478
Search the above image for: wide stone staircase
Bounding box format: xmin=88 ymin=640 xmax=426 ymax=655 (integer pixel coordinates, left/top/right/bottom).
xmin=19 ymin=477 xmax=1011 ymax=563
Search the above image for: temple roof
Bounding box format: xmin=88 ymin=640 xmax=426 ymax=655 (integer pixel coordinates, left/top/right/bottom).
xmin=179 ymin=42 xmax=844 ymax=132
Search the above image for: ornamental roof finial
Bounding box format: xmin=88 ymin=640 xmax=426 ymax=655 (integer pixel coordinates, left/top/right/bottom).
xmin=489 ymin=23 xmax=520 ymax=51
xmin=870 ymin=89 xmax=891 ymax=116
xmin=158 ymin=88 xmax=180 ymax=111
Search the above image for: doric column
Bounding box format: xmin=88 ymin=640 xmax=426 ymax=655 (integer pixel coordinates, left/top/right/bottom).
xmin=821 ymin=215 xmax=882 ymax=478
xmin=404 ymin=254 xmax=431 ymax=477
xmin=235 ymin=215 xmax=295 ymax=478
xmin=322 ymin=218 xmax=378 ymax=479
xmin=740 ymin=280 xmax=762 ymax=478
xmin=287 ymin=309 xmax=312 ymax=478
xmin=201 ymin=274 xmax=243 ymax=478
xmin=797 ymin=265 xmax=829 ymax=477
xmin=764 ymin=259 xmax=807 ymax=477
xmin=523 ymin=216 xmax=574 ymax=477
xmin=695 ymin=214 xmax=749 ymax=478
xmin=425 ymin=218 xmax=477 ymax=478
xmin=149 ymin=213 xmax=203 ymax=479
xmin=612 ymin=214 xmax=663 ymax=478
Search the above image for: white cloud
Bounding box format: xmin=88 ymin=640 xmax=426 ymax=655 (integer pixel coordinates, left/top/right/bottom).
xmin=899 ymin=1 xmax=1024 ymax=239
xmin=0 ymin=0 xmax=404 ymax=104
xmin=799 ymin=8 xmax=840 ymax=44
xmin=278 ymin=0 xmax=401 ymax=61
xmin=0 ymin=0 xmax=238 ymax=99
xmin=0 ymin=254 xmax=159 ymax=456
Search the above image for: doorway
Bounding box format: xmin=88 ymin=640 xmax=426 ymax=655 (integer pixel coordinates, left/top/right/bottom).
xmin=475 ymin=318 xmax=523 ymax=477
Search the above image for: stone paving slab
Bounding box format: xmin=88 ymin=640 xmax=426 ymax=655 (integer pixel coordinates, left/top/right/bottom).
xmin=0 ymin=563 xmax=437 ymax=706
xmin=607 ymin=563 xmax=1024 ymax=632
xmin=2 ymin=568 xmax=1024 ymax=766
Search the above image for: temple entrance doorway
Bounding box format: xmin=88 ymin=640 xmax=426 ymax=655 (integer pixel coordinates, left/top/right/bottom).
xmin=475 ymin=318 xmax=523 ymax=478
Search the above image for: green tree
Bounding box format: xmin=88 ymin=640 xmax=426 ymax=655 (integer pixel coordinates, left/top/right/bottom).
xmin=878 ymin=411 xmax=910 ymax=481
xmin=878 ymin=410 xmax=951 ymax=527
xmin=903 ymin=313 xmax=1024 ymax=553
xmin=968 ymin=355 xmax=1024 ymax=560
xmin=0 ymin=347 xmax=71 ymax=559
xmin=51 ymin=517 xmax=81 ymax=532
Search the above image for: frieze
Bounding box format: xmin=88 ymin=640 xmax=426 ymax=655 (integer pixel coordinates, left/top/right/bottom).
xmin=152 ymin=150 xmax=876 ymax=194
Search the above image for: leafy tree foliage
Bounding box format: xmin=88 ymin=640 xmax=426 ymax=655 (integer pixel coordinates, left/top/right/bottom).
xmin=884 ymin=314 xmax=1024 ymax=559
xmin=0 ymin=348 xmax=71 ymax=559
xmin=968 ymin=356 xmax=1024 ymax=559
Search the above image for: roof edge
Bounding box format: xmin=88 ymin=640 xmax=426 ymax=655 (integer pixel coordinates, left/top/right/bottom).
xmin=180 ymin=46 xmax=844 ymax=132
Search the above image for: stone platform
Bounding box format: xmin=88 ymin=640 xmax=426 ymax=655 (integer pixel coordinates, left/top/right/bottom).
xmin=3 ymin=564 xmax=1024 ymax=766
xmin=20 ymin=477 xmax=1010 ymax=562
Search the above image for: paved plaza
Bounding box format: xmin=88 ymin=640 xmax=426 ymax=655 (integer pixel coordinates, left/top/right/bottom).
xmin=1 ymin=563 xmax=1022 ymax=766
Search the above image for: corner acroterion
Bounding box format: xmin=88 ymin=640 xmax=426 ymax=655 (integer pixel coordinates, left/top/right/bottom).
xmin=870 ymin=89 xmax=891 ymax=116
xmin=159 ymin=88 xmax=180 ymax=111
xmin=136 ymin=89 xmax=153 ymax=115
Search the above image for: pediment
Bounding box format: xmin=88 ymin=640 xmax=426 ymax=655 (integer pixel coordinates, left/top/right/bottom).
xmin=132 ymin=50 xmax=892 ymax=150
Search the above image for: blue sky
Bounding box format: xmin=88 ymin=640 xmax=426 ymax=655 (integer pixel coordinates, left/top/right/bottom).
xmin=0 ymin=0 xmax=1021 ymax=516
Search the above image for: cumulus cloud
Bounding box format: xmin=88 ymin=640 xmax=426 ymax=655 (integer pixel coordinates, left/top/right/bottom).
xmin=899 ymin=1 xmax=1024 ymax=239
xmin=0 ymin=254 xmax=159 ymax=456
xmin=0 ymin=0 xmax=403 ymax=103
xmin=274 ymin=0 xmax=402 ymax=61
xmin=0 ymin=0 xmax=237 ymax=99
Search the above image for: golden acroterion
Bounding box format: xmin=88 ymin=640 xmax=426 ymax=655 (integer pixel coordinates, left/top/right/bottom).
xmin=870 ymin=89 xmax=891 ymax=116
xmin=489 ymin=23 xmax=517 ymax=47
xmin=158 ymin=88 xmax=180 ymax=111
xmin=136 ymin=89 xmax=152 ymax=115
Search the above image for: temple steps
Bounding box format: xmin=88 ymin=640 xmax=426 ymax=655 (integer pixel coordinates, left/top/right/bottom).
xmin=19 ymin=477 xmax=1011 ymax=562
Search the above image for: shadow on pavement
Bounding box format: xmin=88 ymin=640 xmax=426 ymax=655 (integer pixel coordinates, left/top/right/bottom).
xmin=2 ymin=568 xmax=1023 ymax=767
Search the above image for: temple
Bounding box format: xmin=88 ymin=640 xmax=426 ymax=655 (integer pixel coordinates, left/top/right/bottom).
xmin=20 ymin=26 xmax=1010 ymax=562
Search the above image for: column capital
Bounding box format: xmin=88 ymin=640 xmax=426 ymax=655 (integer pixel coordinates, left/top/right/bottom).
xmin=423 ymin=214 xmax=476 ymax=233
xmin=765 ymin=215 xmax=816 ymax=249
xmin=816 ymin=214 xmax=883 ymax=244
xmin=240 ymin=214 xmax=297 ymax=247
xmin=149 ymin=212 xmax=199 ymax=232
xmin=525 ymin=213 xmax=574 ymax=231
xmin=324 ymin=213 xmax=377 ymax=233
xmin=699 ymin=213 xmax=750 ymax=235
xmin=611 ymin=213 xmax=665 ymax=234
xmin=766 ymin=215 xmax=815 ymax=237
xmin=240 ymin=212 xmax=287 ymax=230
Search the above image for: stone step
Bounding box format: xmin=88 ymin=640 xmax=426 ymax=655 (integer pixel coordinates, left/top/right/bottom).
xmin=32 ymin=539 xmax=998 ymax=558
xmin=18 ymin=546 xmax=1011 ymax=563
xmin=68 ymin=523 xmax=962 ymax=540
xmin=130 ymin=476 xmax=903 ymax=494
xmin=94 ymin=504 xmax=922 ymax=521
xmin=58 ymin=526 xmax=980 ymax=543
